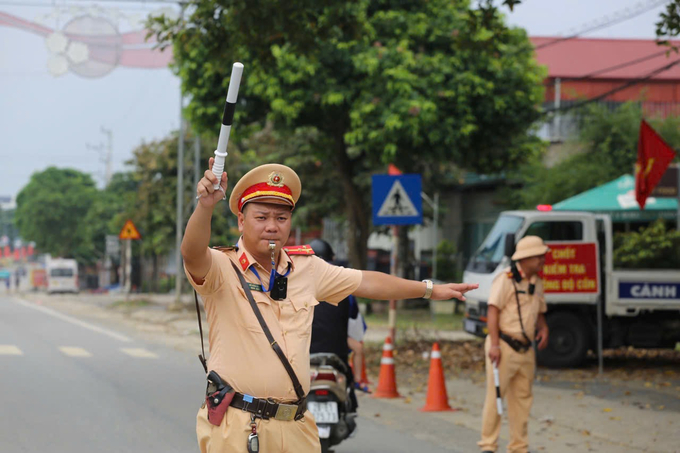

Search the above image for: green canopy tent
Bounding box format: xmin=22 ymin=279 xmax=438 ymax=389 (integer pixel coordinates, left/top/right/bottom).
xmin=552 ymin=175 xmax=677 ymax=222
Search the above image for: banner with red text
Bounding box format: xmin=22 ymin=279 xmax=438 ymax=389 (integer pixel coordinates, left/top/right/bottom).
xmin=541 ymin=243 xmax=599 ymax=294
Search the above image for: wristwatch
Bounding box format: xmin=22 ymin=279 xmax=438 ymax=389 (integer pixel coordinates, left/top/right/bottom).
xmin=422 ymin=279 xmax=434 ymax=299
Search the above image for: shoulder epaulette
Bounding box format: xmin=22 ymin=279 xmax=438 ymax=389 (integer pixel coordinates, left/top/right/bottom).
xmin=283 ymin=245 xmax=315 ymax=256
xmin=213 ymin=246 xmax=238 ymax=254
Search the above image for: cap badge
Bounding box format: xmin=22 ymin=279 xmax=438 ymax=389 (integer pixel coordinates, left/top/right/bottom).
xmin=268 ymin=171 xmax=284 ymax=187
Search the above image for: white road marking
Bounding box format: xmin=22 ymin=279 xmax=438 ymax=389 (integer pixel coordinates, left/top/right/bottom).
xmin=11 ymin=297 xmax=132 ymax=343
xmin=121 ymin=348 xmax=158 ymax=358
xmin=59 ymin=346 xmax=92 ymax=357
xmin=0 ymin=345 xmax=23 ymax=355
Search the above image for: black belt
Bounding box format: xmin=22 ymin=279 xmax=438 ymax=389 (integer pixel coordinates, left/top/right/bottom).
xmin=229 ymin=393 xmax=307 ymax=421
xmin=499 ymin=332 xmax=532 ymax=353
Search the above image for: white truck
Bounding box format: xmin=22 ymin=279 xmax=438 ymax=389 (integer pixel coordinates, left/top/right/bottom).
xmin=462 ymin=210 xmax=680 ymax=368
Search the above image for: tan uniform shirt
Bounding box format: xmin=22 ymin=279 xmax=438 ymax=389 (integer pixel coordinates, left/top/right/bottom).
xmin=487 ymin=265 xmax=547 ymax=342
xmin=185 ymin=238 xmax=362 ymax=402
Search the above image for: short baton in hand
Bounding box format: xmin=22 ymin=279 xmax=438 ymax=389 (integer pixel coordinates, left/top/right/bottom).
xmin=493 ymin=362 xmax=503 ymax=416
xmin=211 ymin=62 xmax=244 ymax=190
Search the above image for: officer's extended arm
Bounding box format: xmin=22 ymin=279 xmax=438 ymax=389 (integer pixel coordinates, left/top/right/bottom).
xmin=354 ymin=270 xmax=478 ymax=301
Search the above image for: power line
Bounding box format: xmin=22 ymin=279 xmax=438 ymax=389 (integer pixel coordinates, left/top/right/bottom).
xmin=564 ymin=49 xmax=671 ymax=81
xmin=535 ymin=0 xmax=669 ymax=50
xmin=544 ymin=58 xmax=680 ymax=115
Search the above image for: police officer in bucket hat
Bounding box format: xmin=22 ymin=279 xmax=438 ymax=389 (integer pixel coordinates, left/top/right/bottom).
xmin=478 ymin=235 xmax=550 ymax=453
xmin=181 ymin=159 xmax=479 ymax=453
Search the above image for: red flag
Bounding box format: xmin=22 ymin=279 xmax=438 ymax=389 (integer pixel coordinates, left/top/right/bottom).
xmin=388 ymin=164 xmax=402 ymax=175
xmin=635 ymin=120 xmax=677 ymax=209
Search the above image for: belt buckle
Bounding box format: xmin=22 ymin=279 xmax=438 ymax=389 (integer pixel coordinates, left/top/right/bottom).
xmin=274 ymin=403 xmax=297 ymax=421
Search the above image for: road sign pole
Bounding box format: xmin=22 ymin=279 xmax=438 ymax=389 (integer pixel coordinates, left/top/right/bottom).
xmin=124 ymin=239 xmax=131 ymax=300
xmin=389 ymin=225 xmax=398 ymax=343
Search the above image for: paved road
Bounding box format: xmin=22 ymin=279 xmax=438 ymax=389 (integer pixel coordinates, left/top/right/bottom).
xmin=0 ymin=295 xmax=469 ymax=453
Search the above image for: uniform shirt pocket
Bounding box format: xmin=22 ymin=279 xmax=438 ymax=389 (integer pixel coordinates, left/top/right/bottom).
xmin=288 ymin=292 xmax=319 ymax=337
xmin=236 ymin=286 xmax=273 ymax=333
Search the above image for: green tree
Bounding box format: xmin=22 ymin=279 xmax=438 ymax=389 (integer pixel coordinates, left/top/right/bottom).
xmin=614 ymin=219 xmax=680 ymax=269
xmin=15 ymin=167 xmax=98 ymax=263
xmin=149 ymin=0 xmax=545 ymax=268
xmin=508 ymin=102 xmax=680 ymax=208
xmin=80 ymin=172 xmax=138 ymax=271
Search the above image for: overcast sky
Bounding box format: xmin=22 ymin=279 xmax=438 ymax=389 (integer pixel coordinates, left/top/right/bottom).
xmin=0 ymin=0 xmax=669 ymax=200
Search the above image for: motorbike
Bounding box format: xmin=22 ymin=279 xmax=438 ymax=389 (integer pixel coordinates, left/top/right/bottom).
xmin=308 ymin=353 xmax=357 ymax=453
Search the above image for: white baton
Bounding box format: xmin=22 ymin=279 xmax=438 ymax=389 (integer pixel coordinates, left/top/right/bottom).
xmin=493 ymin=363 xmax=503 ymax=416
xmin=211 ymin=62 xmax=244 ymax=190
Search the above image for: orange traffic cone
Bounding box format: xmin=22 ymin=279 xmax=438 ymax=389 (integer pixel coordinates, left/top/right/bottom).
xmin=420 ymin=343 xmax=456 ymax=412
xmin=373 ymin=337 xmax=400 ymax=398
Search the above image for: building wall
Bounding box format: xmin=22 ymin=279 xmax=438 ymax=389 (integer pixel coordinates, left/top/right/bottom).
xmin=544 ymin=79 xmax=680 ymax=104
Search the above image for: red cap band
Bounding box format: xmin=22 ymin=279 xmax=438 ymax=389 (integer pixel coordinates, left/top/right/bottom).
xmin=237 ymin=182 xmax=294 ymax=212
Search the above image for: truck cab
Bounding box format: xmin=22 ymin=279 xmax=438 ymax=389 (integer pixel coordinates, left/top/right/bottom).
xmin=463 ymin=210 xmax=680 ymax=368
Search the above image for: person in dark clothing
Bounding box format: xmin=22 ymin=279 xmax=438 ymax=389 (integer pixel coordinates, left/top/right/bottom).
xmin=309 ymin=239 xmax=362 ymax=410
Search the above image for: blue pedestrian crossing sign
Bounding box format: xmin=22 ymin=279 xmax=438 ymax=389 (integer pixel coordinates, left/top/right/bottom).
xmin=372 ymin=174 xmax=422 ymax=225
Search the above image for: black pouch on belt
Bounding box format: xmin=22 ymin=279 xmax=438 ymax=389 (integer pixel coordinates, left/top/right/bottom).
xmin=206 ymin=370 xmax=235 ymax=426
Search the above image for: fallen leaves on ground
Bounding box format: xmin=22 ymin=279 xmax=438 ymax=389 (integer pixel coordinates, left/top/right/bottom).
xmin=364 ymin=340 xmax=680 ymax=390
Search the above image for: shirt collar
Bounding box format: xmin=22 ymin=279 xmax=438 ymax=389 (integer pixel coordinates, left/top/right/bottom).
xmin=515 ymin=262 xmax=537 ymax=284
xmin=236 ymin=237 xmax=294 ymax=274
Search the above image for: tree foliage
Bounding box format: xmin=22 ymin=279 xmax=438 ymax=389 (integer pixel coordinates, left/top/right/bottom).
xmin=508 ymin=102 xmax=680 ymax=208
xmin=614 ymin=220 xmax=680 ymax=269
xmin=656 ymin=0 xmax=680 ymax=45
xmin=15 ymin=168 xmax=98 ymax=263
xmin=149 ymin=0 xmax=545 ymax=268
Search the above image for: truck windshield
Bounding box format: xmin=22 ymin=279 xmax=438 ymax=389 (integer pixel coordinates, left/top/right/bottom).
xmin=50 ymin=268 xmax=74 ymax=277
xmin=466 ymin=215 xmax=523 ymax=273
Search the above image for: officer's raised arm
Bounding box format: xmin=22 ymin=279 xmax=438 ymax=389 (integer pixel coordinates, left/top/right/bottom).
xmin=181 ymin=157 xmax=228 ymax=284
xmin=354 ymin=271 xmax=478 ymax=301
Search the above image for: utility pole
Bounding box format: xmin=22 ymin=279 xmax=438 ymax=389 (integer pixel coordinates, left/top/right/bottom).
xmin=193 ymin=132 xmax=200 ymax=210
xmin=175 ymin=91 xmax=185 ymax=305
xmin=101 ymin=126 xmax=113 ymax=186
xmin=174 ymin=4 xmax=186 ymax=307
xmin=87 ymin=126 xmax=113 ymax=187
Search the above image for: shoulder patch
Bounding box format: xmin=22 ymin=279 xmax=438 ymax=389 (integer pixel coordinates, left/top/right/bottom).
xmin=213 ymin=246 xmax=238 ymax=254
xmin=506 ymin=271 xmax=514 ymax=279
xmin=283 ymin=245 xmax=315 ymax=256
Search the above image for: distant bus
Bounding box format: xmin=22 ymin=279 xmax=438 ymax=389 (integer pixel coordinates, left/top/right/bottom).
xmin=47 ymin=259 xmax=79 ymax=294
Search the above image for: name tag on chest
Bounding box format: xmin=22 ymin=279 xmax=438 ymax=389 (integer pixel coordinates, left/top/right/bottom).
xmin=247 ymin=283 xmax=264 ymax=292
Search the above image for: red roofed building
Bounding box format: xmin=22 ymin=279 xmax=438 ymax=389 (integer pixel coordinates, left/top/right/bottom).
xmin=531 ymin=36 xmax=680 ymax=142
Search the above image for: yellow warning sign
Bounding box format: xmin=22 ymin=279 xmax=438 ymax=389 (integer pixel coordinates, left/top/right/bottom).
xmin=119 ymin=219 xmax=141 ymax=240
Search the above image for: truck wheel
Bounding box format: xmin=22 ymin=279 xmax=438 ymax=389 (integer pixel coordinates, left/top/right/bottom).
xmin=320 ymin=438 xmax=331 ymax=453
xmin=537 ymin=311 xmax=589 ymax=368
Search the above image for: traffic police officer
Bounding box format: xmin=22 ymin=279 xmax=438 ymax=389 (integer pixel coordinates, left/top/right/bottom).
xmin=182 ymin=160 xmax=478 ymax=453
xmin=478 ymin=236 xmax=550 ymax=453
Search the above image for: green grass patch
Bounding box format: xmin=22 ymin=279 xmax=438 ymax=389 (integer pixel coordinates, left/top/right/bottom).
xmin=110 ymin=299 xmax=152 ymax=309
